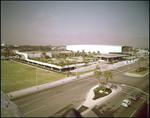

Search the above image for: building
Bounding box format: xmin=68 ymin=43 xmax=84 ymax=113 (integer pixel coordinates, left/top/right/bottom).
xmin=1 ymin=42 xmax=5 ymax=46
xmin=66 ymin=44 xmax=134 ymax=62
xmin=66 ymin=44 xmax=127 ymax=53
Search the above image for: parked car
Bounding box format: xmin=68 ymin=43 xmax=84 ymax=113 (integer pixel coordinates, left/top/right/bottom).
xmin=122 ymin=99 xmax=131 ymax=107
xmin=129 ymin=91 xmax=141 ymax=100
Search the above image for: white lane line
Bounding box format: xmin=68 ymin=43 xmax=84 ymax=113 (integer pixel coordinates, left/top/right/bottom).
xmin=130 ymin=109 xmax=137 ymax=117
xmin=23 ymin=105 xmax=45 ymax=115
xmin=140 ymin=96 xmax=147 ymax=100
xmin=142 ymin=99 xmax=145 ymax=103
xmin=38 ymin=90 xmax=52 ymax=95
xmin=114 ymin=104 xmax=121 ymax=110
xmin=14 ymin=99 xmax=24 ymax=103
xmin=20 ymin=103 xmax=30 ymax=108
xmin=120 ymin=90 xmax=130 ymax=95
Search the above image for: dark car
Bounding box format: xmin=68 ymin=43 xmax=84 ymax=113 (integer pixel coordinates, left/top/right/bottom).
xmin=129 ymin=91 xmax=141 ymax=100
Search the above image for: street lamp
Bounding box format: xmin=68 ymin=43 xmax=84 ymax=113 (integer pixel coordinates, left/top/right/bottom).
xmin=36 ymin=64 xmax=38 ymax=89
xmin=76 ymin=60 xmax=77 ymax=78
xmin=121 ymin=84 xmax=149 ymax=117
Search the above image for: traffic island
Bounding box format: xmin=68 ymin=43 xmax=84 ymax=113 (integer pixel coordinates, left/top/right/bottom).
xmin=93 ymin=86 xmax=112 ymax=100
xmin=77 ymin=83 xmax=121 ymax=116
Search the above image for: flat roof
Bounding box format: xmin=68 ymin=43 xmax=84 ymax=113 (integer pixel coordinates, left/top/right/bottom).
xmin=95 ymin=54 xmax=128 ymax=58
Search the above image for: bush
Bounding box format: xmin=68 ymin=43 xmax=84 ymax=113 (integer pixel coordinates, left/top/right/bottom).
xmin=136 ymin=67 xmax=148 ymax=72
xmin=93 ymin=86 xmax=112 ymax=100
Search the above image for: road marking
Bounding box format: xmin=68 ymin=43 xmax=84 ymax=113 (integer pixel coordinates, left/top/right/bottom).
xmin=120 ymin=90 xmax=130 ymax=95
xmin=20 ymin=103 xmax=30 ymax=108
xmin=130 ymin=109 xmax=137 ymax=117
xmin=23 ymin=105 xmax=45 ymax=115
xmin=140 ymin=96 xmax=147 ymax=100
xmin=14 ymin=99 xmax=24 ymax=103
xmin=142 ymin=99 xmax=145 ymax=103
xmin=38 ymin=90 xmax=52 ymax=95
xmin=114 ymin=104 xmax=121 ymax=110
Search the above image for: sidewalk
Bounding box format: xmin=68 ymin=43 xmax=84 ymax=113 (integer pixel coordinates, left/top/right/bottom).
xmin=7 ymin=76 xmax=78 ymax=99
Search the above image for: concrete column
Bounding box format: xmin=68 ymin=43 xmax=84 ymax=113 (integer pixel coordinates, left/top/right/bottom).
xmin=107 ymin=58 xmax=108 ymax=62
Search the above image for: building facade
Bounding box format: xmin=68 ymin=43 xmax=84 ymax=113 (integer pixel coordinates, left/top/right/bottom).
xmin=66 ymin=45 xmax=122 ymax=53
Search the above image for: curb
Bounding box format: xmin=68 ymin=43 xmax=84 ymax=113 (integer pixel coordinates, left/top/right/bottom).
xmin=124 ymin=71 xmax=149 ymax=77
xmin=7 ymin=76 xmax=78 ymax=99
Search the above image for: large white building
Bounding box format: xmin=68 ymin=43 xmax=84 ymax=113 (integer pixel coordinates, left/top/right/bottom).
xmin=66 ymin=45 xmax=122 ymax=53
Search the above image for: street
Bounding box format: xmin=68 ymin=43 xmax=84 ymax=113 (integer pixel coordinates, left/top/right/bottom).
xmin=11 ymin=62 xmax=149 ymax=117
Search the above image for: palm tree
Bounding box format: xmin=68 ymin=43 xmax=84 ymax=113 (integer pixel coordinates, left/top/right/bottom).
xmin=32 ymin=51 xmax=35 ymax=58
xmin=93 ymin=51 xmax=96 ymax=55
xmin=40 ymin=52 xmax=46 ymax=58
xmin=124 ymin=48 xmax=129 ymax=55
xmin=77 ymin=50 xmax=80 ymax=57
xmin=140 ymin=57 xmax=145 ymax=68
xmin=136 ymin=59 xmax=141 ymax=69
xmin=103 ymin=70 xmax=114 ymax=92
xmin=94 ymin=65 xmax=102 ymax=88
xmin=88 ymin=51 xmax=91 ymax=57
xmin=81 ymin=50 xmax=85 ymax=57
xmin=97 ymin=51 xmax=100 ymax=55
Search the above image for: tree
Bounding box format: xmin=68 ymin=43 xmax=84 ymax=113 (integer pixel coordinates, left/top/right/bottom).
xmin=103 ymin=70 xmax=114 ymax=92
xmin=94 ymin=65 xmax=102 ymax=88
xmin=5 ymin=48 xmax=10 ymax=60
xmin=32 ymin=51 xmax=35 ymax=58
xmin=76 ymin=51 xmax=80 ymax=57
xmin=124 ymin=48 xmax=129 ymax=55
xmin=140 ymin=57 xmax=145 ymax=68
xmin=97 ymin=51 xmax=100 ymax=55
xmin=71 ymin=51 xmax=74 ymax=57
xmin=83 ymin=57 xmax=88 ymax=66
xmin=88 ymin=51 xmax=92 ymax=57
xmin=81 ymin=50 xmax=86 ymax=57
xmin=136 ymin=59 xmax=141 ymax=69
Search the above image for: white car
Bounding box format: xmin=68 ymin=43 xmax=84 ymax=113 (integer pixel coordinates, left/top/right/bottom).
xmin=122 ymin=99 xmax=131 ymax=107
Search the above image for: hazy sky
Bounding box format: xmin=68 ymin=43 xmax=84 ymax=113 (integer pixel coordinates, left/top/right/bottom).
xmin=1 ymin=1 xmax=149 ymax=48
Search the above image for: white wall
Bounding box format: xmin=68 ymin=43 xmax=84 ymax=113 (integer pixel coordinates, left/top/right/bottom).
xmin=66 ymin=45 xmax=122 ymax=53
xmin=15 ymin=51 xmax=28 ymax=59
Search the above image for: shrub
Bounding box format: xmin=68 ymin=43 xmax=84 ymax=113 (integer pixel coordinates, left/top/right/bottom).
xmin=93 ymin=86 xmax=112 ymax=100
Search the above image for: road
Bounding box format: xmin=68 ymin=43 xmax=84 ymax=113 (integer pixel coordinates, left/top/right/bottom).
xmin=83 ymin=63 xmax=149 ymax=117
xmin=11 ymin=62 xmax=149 ymax=117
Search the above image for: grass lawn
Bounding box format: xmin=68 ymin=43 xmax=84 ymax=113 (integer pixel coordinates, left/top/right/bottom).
xmin=129 ymin=65 xmax=149 ymax=75
xmin=1 ymin=60 xmax=67 ymax=93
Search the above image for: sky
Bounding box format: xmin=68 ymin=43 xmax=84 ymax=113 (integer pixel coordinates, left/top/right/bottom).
xmin=1 ymin=1 xmax=149 ymax=48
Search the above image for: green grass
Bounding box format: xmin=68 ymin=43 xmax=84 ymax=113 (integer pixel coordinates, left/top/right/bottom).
xmin=129 ymin=65 xmax=149 ymax=75
xmin=1 ymin=60 xmax=67 ymax=93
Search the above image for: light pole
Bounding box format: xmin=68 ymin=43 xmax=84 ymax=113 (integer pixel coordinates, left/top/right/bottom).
xmin=121 ymin=84 xmax=149 ymax=117
xmin=76 ymin=60 xmax=77 ymax=78
xmin=36 ymin=64 xmax=38 ymax=89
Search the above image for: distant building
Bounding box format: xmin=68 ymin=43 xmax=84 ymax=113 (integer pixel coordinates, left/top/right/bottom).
xmin=67 ymin=45 xmax=127 ymax=53
xmin=1 ymin=42 xmax=5 ymax=46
